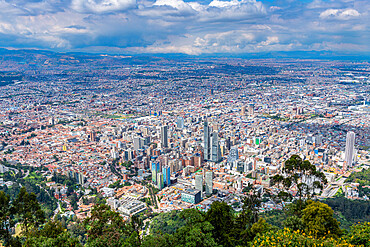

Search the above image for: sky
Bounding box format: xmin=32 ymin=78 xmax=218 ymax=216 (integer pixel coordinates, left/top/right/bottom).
xmin=0 ymin=0 xmax=368 ymax=55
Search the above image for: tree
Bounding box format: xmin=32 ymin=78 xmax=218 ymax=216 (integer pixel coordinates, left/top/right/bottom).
xmin=83 ymin=204 xmax=129 ymax=247
xmin=301 ymin=200 xmax=341 ymax=239
xmin=25 ymin=220 xmax=82 ymax=247
xmin=253 ymin=228 xmax=350 ymax=247
xmin=270 ymin=155 xmax=327 ymax=212
xmin=127 ymin=215 xmax=143 ymax=246
xmin=283 ymin=215 xmax=304 ymax=232
xmin=232 ymin=191 xmax=264 ymax=244
xmin=0 ymin=191 xmax=18 ymax=247
xmin=232 ymin=190 xmax=262 ymax=245
xmin=249 ymin=218 xmax=274 ymax=240
xmin=13 ymin=187 xmax=45 ymax=236
xmin=172 ymin=209 xmax=219 ymax=247
xmin=142 ymin=234 xmax=172 ymax=247
xmin=241 ymin=191 xmax=261 ymax=226
xmin=345 ymin=222 xmax=370 ymax=247
xmin=67 ymin=222 xmax=87 ymax=245
xmin=205 ymin=201 xmax=234 ymax=247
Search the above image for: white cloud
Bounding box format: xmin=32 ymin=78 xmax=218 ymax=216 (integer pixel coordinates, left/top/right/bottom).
xmin=320 ymin=8 xmax=360 ymax=20
xmin=71 ymin=0 xmax=136 ymax=13
xmin=259 ymin=36 xmax=279 ymax=46
xmin=209 ymin=0 xmax=241 ymax=8
xmin=153 ymin=0 xmax=191 ymax=10
xmin=204 ymin=0 xmax=266 ymax=21
xmin=194 ymin=31 xmax=255 ymax=49
xmin=0 ymin=0 xmax=368 ymax=54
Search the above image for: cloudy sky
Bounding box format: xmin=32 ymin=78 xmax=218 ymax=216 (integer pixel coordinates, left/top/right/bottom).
xmin=0 ymin=0 xmax=368 ymax=55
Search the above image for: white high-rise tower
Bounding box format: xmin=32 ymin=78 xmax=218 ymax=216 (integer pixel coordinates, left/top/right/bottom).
xmin=344 ymin=131 xmax=355 ymax=168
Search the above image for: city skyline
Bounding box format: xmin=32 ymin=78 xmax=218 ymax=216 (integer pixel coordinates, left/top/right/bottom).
xmin=0 ymin=45 xmax=368 ymax=246
xmin=0 ymin=1 xmax=369 ymax=244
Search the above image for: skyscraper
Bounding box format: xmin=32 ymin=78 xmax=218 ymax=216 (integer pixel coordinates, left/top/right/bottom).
xmin=157 ymin=172 xmax=164 ymax=189
xmin=161 ymin=125 xmax=168 ymax=148
xmin=241 ymin=106 xmax=246 ymax=115
xmin=248 ymin=104 xmax=255 ymax=116
xmin=133 ymin=137 xmax=143 ymax=151
xmin=344 ymin=131 xmax=356 ymax=168
xmin=111 ymin=147 xmax=119 ymax=159
xmin=89 ymin=130 xmax=97 ymax=142
xmin=78 ymin=173 xmax=85 ymax=186
xmin=228 ymin=146 xmax=238 ymax=162
xmin=205 ymin=171 xmax=213 ymax=195
xmin=203 ymin=121 xmax=211 ymax=160
xmin=195 ymin=173 xmax=203 ymax=198
xmin=152 ymin=162 xmax=160 ymax=184
xmin=163 ymin=165 xmax=171 ymax=186
xmin=177 ymin=117 xmax=184 ymax=129
xmin=210 ymin=132 xmax=221 ymax=162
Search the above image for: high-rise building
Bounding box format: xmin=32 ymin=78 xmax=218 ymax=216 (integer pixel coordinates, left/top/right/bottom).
xmin=161 ymin=125 xmax=168 ymax=148
xmin=205 ymin=171 xmax=213 ymax=195
xmin=210 ymin=132 xmax=221 ymax=162
xmin=133 ymin=137 xmax=143 ymax=151
xmin=143 ymin=136 xmax=151 ymax=146
xmin=163 ymin=165 xmax=171 ymax=186
xmin=89 ymin=130 xmax=97 ymax=142
xmin=157 ymin=172 xmax=164 ymax=189
xmin=48 ymin=117 xmax=55 ymax=125
xmin=225 ymin=137 xmax=231 ymax=151
xmin=315 ymin=134 xmax=323 ymax=146
xmin=151 ymin=162 xmax=160 ymax=184
xmin=111 ymin=147 xmax=119 ymax=159
xmin=237 ymin=178 xmax=242 ymax=192
xmin=78 ymin=173 xmax=85 ymax=186
xmin=344 ymin=131 xmax=356 ymax=168
xmin=228 ymin=146 xmax=238 ymax=162
xmin=124 ymin=149 xmax=134 ymax=161
xmin=177 ymin=117 xmax=184 ymax=129
xmin=241 ymin=106 xmax=246 ymax=115
xmin=248 ymin=104 xmax=255 ymax=116
xmin=195 ymin=174 xmax=203 ymax=198
xmin=203 ymin=121 xmax=211 ymax=160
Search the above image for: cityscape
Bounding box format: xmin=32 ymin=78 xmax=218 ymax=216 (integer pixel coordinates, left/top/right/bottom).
xmin=0 ymin=0 xmax=369 ymax=245
xmin=0 ymin=49 xmax=369 ymax=246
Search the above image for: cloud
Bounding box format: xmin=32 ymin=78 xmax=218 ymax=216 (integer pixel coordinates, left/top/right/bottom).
xmin=320 ymin=8 xmax=361 ymax=20
xmin=0 ymin=0 xmax=368 ymax=54
xmin=71 ymin=0 xmax=136 ymax=13
xmin=259 ymin=36 xmax=279 ymax=46
xmin=153 ymin=0 xmax=192 ymax=10
xmin=194 ymin=31 xmax=255 ymax=50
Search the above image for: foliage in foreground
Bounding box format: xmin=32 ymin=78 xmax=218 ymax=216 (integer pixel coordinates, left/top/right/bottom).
xmin=0 ymin=187 xmax=369 ymax=247
xmin=0 ymin=154 xmax=369 ymax=246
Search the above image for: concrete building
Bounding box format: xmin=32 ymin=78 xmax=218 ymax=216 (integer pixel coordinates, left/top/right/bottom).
xmin=205 ymin=171 xmax=213 ymax=195
xmin=344 ymin=131 xmax=356 ymax=168
xmin=210 ymin=132 xmax=221 ymax=162
xmin=195 ymin=173 xmax=203 ymax=198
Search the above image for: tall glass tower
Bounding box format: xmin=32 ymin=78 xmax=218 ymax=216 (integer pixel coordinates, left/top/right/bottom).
xmin=210 ymin=132 xmax=221 ymax=162
xmin=161 ymin=125 xmax=168 ymax=148
xmin=203 ymin=121 xmax=210 ymax=160
xmin=163 ymin=165 xmax=171 ymax=186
